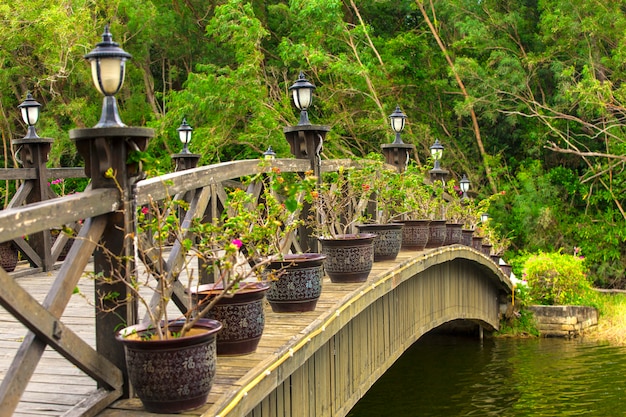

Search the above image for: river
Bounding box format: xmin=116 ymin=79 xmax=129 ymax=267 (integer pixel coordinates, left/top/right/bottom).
xmin=348 ymin=333 xmax=626 ymax=416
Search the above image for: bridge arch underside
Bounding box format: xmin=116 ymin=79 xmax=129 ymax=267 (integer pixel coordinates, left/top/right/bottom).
xmin=242 ymin=257 xmax=505 ymax=417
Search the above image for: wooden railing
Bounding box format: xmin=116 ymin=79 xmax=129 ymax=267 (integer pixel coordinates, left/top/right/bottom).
xmin=0 ymin=143 xmax=361 ymax=416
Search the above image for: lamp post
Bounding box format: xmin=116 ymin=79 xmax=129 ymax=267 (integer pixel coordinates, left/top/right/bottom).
xmin=12 ymin=92 xmax=56 ymax=270
xmin=381 ymin=105 xmax=415 ymax=172
xmin=84 ymin=24 xmax=132 ymax=128
xmin=283 ymin=71 xmax=329 ymax=178
xmin=263 ymin=146 xmax=276 ymax=160
xmin=481 ymin=213 xmax=489 ymax=223
xmin=283 ymin=71 xmax=330 ymax=252
xmin=459 ymin=174 xmax=470 ymax=200
xmin=70 ymin=26 xmax=154 ymax=394
xmin=428 ymin=139 xmax=449 ymax=183
xmin=18 ymin=93 xmax=42 ymax=139
xmin=172 ymin=118 xmax=200 ymax=171
xmin=288 ymin=72 xmax=316 ymax=126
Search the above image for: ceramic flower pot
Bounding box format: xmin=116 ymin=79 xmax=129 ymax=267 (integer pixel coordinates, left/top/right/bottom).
xmin=319 ymin=233 xmax=376 ymax=283
xmin=193 ymin=282 xmax=269 ymax=356
xmin=472 ymin=236 xmax=484 ymax=251
xmin=426 ymin=220 xmax=447 ymax=248
xmin=115 ymin=318 xmax=222 ymax=414
xmin=0 ymin=241 xmax=18 ymax=272
xmin=397 ymin=220 xmax=431 ymax=250
xmin=444 ymin=223 xmax=463 ymax=246
xmin=266 ymin=253 xmax=326 ymax=312
xmin=461 ymin=229 xmax=474 ymax=247
xmin=356 ymin=223 xmax=403 ymax=261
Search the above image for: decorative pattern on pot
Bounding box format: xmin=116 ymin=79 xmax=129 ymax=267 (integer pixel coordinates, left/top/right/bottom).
xmin=426 ymin=220 xmax=447 ymax=248
xmin=461 ymin=229 xmax=474 ymax=247
xmin=444 ymin=223 xmax=463 ymax=246
xmin=397 ymin=220 xmax=430 ymax=250
xmin=356 ymin=223 xmax=403 ymax=261
xmin=116 ymin=318 xmax=222 ymax=414
xmin=0 ymin=241 xmax=18 ymax=272
xmin=472 ymin=236 xmax=484 ymax=251
xmin=267 ymin=253 xmax=326 ymax=313
xmin=319 ymin=233 xmax=376 ymax=283
xmin=194 ymin=282 xmax=269 ymax=356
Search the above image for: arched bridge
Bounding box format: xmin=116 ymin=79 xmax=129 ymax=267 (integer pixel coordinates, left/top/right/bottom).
xmin=0 ymin=156 xmax=512 ymax=417
xmin=109 ymin=245 xmax=511 ymax=417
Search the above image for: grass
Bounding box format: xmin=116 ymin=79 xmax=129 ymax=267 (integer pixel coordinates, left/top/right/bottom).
xmin=584 ymin=292 xmax=626 ymax=345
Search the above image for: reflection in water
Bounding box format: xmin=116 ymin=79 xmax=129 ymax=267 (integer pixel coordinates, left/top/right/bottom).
xmin=348 ymin=333 xmax=626 ymax=416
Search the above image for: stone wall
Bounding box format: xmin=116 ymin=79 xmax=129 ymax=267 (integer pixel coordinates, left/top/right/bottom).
xmin=527 ymin=305 xmax=598 ymax=338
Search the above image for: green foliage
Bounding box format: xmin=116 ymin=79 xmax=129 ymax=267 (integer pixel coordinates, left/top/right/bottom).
xmin=3 ymin=0 xmax=626 ymax=293
xmin=522 ymin=251 xmax=598 ymax=307
xmin=496 ymin=309 xmax=540 ymax=338
xmin=313 ymin=164 xmax=375 ymax=237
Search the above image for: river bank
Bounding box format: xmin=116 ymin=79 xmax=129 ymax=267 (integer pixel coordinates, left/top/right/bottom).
xmin=583 ymin=292 xmax=626 ymax=345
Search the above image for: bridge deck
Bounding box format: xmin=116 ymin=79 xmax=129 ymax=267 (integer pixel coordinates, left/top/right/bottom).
xmin=1 ymin=245 xmax=509 ymax=417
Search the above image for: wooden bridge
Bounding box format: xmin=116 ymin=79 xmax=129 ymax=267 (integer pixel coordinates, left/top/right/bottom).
xmin=0 ymin=131 xmax=512 ymax=417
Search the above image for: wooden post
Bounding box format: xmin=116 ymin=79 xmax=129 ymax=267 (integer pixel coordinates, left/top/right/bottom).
xmin=69 ymin=126 xmax=153 ymax=396
xmin=283 ymin=124 xmax=330 ymax=252
xmin=381 ymin=142 xmax=415 ymax=173
xmin=11 ymin=137 xmax=55 ymax=270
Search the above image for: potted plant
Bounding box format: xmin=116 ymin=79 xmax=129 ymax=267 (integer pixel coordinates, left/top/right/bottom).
xmin=196 ymin=165 xmax=325 ymax=321
xmin=459 ymin=191 xmax=504 ymax=251
xmin=422 ymin=179 xmax=448 ymax=248
xmin=385 ymin=163 xmax=435 ymax=251
xmin=441 ymin=179 xmax=465 ymax=246
xmin=93 ymin=187 xmax=275 ymax=413
xmin=354 ymin=156 xmax=405 ymax=261
xmin=259 ymin=167 xmax=327 ymax=312
xmin=311 ymin=164 xmax=377 ymax=283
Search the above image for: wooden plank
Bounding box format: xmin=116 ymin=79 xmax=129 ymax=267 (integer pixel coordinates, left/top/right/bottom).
xmin=0 ymin=267 xmax=122 ymax=388
xmin=0 ymin=168 xmax=36 ymax=181
xmin=6 ymin=182 xmax=34 ymax=208
xmin=0 ymin=189 xmax=118 ymax=243
xmin=135 ymin=159 xmax=311 ymax=205
xmin=0 ymin=216 xmax=109 ymax=416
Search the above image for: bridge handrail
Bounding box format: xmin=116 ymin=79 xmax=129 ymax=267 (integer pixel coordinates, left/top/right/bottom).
xmin=135 ymin=158 xmax=357 ymax=204
xmin=0 ymin=188 xmax=118 ymax=242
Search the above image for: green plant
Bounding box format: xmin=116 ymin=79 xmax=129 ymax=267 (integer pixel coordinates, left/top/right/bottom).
xmin=89 ymin=167 xmax=284 ymax=341
xmin=459 ymin=191 xmax=504 ymax=231
xmin=522 ymin=250 xmax=598 ymax=307
xmin=497 ymin=308 xmax=540 ymax=338
xmin=384 ymin=163 xmax=436 ymax=221
xmin=311 ymin=164 xmax=374 ymax=238
xmin=218 ymin=164 xmax=316 ymax=259
xmin=482 ymin=224 xmax=511 ymax=256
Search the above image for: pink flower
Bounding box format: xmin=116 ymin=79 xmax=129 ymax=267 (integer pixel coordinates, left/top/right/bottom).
xmin=141 ymin=206 xmax=149 ymax=215
xmin=231 ymin=239 xmax=243 ymax=249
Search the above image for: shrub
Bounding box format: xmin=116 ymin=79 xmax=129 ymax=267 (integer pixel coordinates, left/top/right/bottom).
xmin=523 ymin=251 xmax=598 ymax=306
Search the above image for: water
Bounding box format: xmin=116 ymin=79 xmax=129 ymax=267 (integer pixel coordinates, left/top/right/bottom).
xmin=348 ymin=334 xmax=626 ymax=416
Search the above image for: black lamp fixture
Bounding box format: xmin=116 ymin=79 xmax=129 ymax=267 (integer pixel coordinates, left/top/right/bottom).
xmin=389 ymin=105 xmax=407 ymax=144
xmin=430 ymin=139 xmax=444 ymax=170
xmin=263 ymin=146 xmax=276 ymax=160
xmin=288 ymin=72 xmax=316 ymax=125
xmin=84 ymin=24 xmax=132 ymax=128
xmin=177 ymin=118 xmax=193 ymax=154
xmin=18 ymin=92 xmax=42 ymax=139
xmin=459 ymin=174 xmax=470 ymax=199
